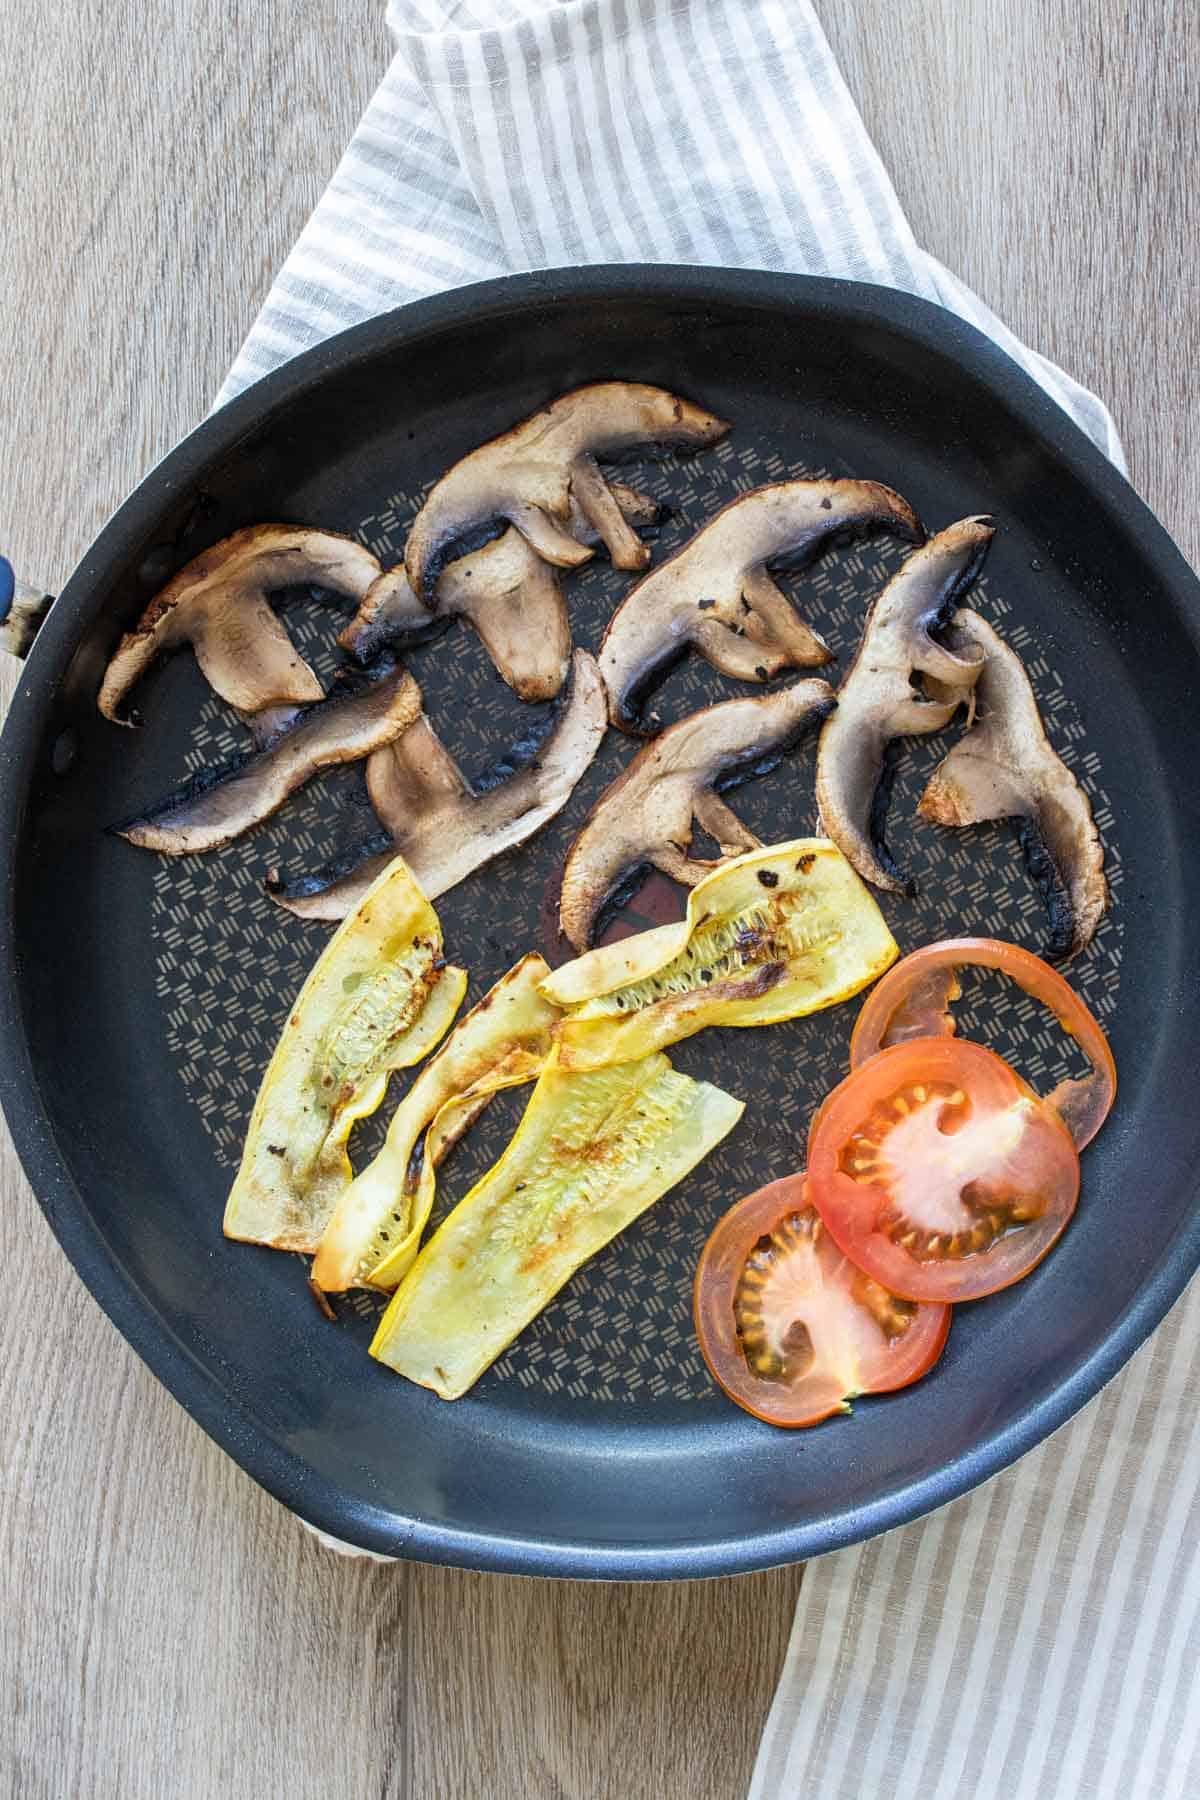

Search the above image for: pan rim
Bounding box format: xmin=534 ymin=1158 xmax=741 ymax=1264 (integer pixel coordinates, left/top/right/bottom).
xmin=3 ymin=264 xmax=1199 ymax=1578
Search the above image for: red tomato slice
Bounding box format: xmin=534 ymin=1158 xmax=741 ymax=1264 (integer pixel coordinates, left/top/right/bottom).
xmin=693 ymin=1173 xmax=950 ymax=1426
xmin=849 ymin=937 xmax=1116 ymax=1149
xmin=808 ymin=1038 xmax=1080 ymax=1302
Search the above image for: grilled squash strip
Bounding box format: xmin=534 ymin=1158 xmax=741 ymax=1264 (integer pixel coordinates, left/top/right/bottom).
xmin=540 ymin=839 xmax=898 ymax=1072
xmin=371 ymin=1053 xmax=744 ymax=1398
xmin=312 ymin=954 xmax=561 ymax=1293
xmin=224 ymin=857 xmax=465 ymax=1252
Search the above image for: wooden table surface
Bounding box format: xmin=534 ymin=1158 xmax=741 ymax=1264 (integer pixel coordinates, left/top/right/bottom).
xmin=2 ymin=4 xmax=1195 ymax=1796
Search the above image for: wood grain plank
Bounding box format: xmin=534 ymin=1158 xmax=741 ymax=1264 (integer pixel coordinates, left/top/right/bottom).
xmin=401 ymin=1567 xmax=801 ymax=1800
xmin=820 ymin=0 xmax=1200 ymax=564
xmin=0 ymin=0 xmax=387 ymax=593
xmin=2 ymin=2 xmax=1195 ymax=1797
xmin=0 ymin=8 xmax=421 ymax=1799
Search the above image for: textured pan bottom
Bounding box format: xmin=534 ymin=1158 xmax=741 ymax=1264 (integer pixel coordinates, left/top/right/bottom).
xmin=149 ymin=434 xmax=1122 ymax=1408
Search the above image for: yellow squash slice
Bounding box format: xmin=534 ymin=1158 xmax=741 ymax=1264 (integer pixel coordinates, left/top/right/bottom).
xmin=224 ymin=857 xmax=466 ymax=1252
xmin=312 ymin=953 xmax=561 ymax=1293
xmin=370 ymin=1053 xmax=744 ymax=1398
xmin=540 ymin=839 xmax=898 ymax=1071
xmin=364 ymin=1058 xmax=546 ymax=1294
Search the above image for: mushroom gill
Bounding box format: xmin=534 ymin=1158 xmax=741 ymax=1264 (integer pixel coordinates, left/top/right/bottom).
xmin=267 ymin=649 xmax=608 ymax=921
xmin=918 ymin=609 xmax=1107 ymax=959
xmin=113 ymin=662 xmax=422 ymax=855
xmin=598 ymin=478 xmax=924 ymax=735
xmin=339 ymin=484 xmax=663 ymax=703
xmin=404 ymin=383 xmax=729 ymax=603
xmin=98 ymin=525 xmax=382 ymax=722
xmin=815 ymin=517 xmax=994 ymax=892
xmin=558 ymin=678 xmax=836 ymax=951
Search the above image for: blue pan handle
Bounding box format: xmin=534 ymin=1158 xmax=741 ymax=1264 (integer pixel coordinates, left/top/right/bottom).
xmin=0 ymin=555 xmax=55 ymax=660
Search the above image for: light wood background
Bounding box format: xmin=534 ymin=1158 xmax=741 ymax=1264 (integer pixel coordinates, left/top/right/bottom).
xmin=2 ymin=4 xmax=1196 ymax=1797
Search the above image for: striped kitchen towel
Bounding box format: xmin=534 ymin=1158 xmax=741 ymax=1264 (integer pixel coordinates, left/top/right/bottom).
xmin=221 ymin=5 xmax=1200 ymax=1797
xmin=219 ymin=0 xmax=1121 ymax=472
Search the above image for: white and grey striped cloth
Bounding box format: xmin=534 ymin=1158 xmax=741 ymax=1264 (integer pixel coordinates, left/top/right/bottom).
xmin=222 ymin=5 xmax=1199 ymax=1796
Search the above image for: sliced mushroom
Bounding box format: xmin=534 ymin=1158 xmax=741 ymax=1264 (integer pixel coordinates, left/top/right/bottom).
xmin=268 ymin=650 xmax=608 ymax=921
xmin=98 ymin=526 xmax=382 ymax=722
xmin=815 ymin=517 xmax=994 ymax=892
xmin=114 ymin=663 xmax=422 ymax=855
xmin=917 ymin=609 xmax=1107 ymax=958
xmin=404 ymin=383 xmax=729 ymax=603
xmin=558 ymin=679 xmax=836 ymax=951
xmin=340 ymin=484 xmax=663 ymax=703
xmin=599 ymin=479 xmax=923 ymax=734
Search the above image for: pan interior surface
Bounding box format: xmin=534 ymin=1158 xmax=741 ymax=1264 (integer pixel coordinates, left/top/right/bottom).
xmin=5 ymin=272 xmax=1199 ymax=1575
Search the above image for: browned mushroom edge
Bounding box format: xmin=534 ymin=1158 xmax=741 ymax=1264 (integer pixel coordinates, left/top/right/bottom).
xmin=917 ymin=608 xmax=1107 ymax=959
xmin=814 ymin=517 xmax=994 ymax=894
xmin=404 ymin=383 xmax=729 ymax=604
xmin=599 ymin=478 xmax=924 ymax=736
xmin=111 ymin=658 xmax=421 ymax=855
xmin=97 ymin=525 xmax=382 ymax=724
xmin=558 ymin=679 xmax=836 ymax=951
xmin=265 ymin=649 xmax=607 ymax=920
xmin=339 ymin=485 xmax=666 ymax=703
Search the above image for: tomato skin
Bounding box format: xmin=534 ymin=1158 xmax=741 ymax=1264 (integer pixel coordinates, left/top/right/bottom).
xmin=849 ymin=937 xmax=1115 ymax=1150
xmin=808 ymin=1038 xmax=1080 ymax=1303
xmin=694 ymin=1174 xmax=950 ymax=1427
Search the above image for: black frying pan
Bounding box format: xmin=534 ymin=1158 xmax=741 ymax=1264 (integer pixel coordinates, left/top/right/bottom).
xmin=3 ymin=268 xmax=1198 ymax=1578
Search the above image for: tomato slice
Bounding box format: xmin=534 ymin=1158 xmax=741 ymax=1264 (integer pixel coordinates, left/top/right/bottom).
xmin=693 ymin=1173 xmax=950 ymax=1426
xmin=849 ymin=937 xmax=1116 ymax=1149
xmin=808 ymin=1038 xmax=1080 ymax=1302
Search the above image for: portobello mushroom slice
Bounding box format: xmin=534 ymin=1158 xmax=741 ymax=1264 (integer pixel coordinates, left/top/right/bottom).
xmin=599 ymin=479 xmax=923 ymax=734
xmin=404 ymin=383 xmax=729 ymax=603
xmin=98 ymin=525 xmax=381 ymax=722
xmin=114 ymin=662 xmax=422 ymax=854
xmin=268 ymin=649 xmax=608 ymax=921
xmin=815 ymin=517 xmax=994 ymax=892
xmin=918 ymin=609 xmax=1107 ymax=958
xmin=558 ymin=678 xmax=836 ymax=951
xmin=340 ymin=484 xmax=663 ymax=703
